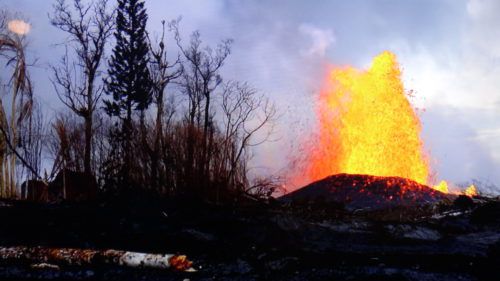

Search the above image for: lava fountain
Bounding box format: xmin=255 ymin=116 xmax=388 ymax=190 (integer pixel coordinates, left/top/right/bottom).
xmin=301 ymin=51 xmax=476 ymax=196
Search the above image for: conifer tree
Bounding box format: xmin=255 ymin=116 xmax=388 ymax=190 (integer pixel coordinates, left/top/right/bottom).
xmin=105 ymin=0 xmax=151 ymax=123
xmin=104 ymin=0 xmax=151 ymax=186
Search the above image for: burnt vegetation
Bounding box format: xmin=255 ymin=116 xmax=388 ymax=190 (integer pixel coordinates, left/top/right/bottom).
xmin=0 ymin=0 xmax=278 ymax=204
xmin=1 ymin=1 xmax=500 ymax=281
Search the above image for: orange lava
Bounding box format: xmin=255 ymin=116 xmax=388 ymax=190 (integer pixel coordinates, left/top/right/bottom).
xmin=433 ymin=180 xmax=449 ymax=193
xmin=464 ymin=184 xmax=478 ymax=197
xmin=300 ymin=51 xmax=475 ymax=197
xmin=307 ymin=51 xmax=429 ymax=185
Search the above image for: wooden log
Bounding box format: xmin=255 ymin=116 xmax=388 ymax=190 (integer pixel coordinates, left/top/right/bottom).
xmin=0 ymin=246 xmax=193 ymax=271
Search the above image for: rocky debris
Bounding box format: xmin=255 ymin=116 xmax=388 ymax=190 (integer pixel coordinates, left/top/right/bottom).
xmin=181 ymin=229 xmax=216 ymax=242
xmin=453 ymin=195 xmax=475 ymax=210
xmin=0 ymin=197 xmax=499 ymax=280
xmin=385 ymin=225 xmax=442 ymax=241
xmin=314 ymin=220 xmax=372 ymax=234
xmin=280 ymin=173 xmax=453 ymax=211
xmin=453 ymin=231 xmax=500 ymax=256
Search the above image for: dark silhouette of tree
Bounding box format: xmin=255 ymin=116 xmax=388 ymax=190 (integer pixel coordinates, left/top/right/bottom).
xmin=1 ymin=6 xmax=279 ymax=203
xmin=146 ymin=20 xmax=182 ymax=191
xmin=170 ymin=21 xmax=232 ymax=195
xmin=0 ymin=10 xmax=39 ymax=197
xmin=48 ymin=112 xmax=85 ymax=179
xmin=219 ymin=81 xmax=277 ymax=193
xmin=50 ymin=0 xmax=114 ymax=176
xmin=104 ymin=0 xmax=152 ymax=187
xmin=18 ymin=100 xmax=46 ymax=183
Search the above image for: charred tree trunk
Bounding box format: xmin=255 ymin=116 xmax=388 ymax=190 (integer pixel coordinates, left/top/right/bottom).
xmin=201 ymin=89 xmax=211 ymax=196
xmin=151 ymin=91 xmax=164 ymax=191
xmin=83 ymin=114 xmax=92 ymax=176
xmin=83 ymin=72 xmax=94 ymax=176
xmin=123 ymin=102 xmax=133 ymax=188
xmin=0 ymin=246 xmax=192 ymax=271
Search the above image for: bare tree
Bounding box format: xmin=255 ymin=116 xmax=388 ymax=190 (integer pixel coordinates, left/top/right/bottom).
xmin=18 ymin=100 xmax=46 ymax=182
xmin=170 ymin=20 xmax=232 ymax=192
xmin=219 ymin=81 xmax=277 ymax=196
xmin=146 ymin=20 xmax=182 ymax=190
xmin=91 ymin=111 xmax=113 ymax=189
xmin=50 ymin=0 xmax=114 ymax=175
xmin=47 ymin=112 xmax=85 ymax=179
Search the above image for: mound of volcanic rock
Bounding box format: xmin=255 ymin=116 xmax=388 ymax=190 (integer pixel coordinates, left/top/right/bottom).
xmin=280 ymin=173 xmax=454 ymax=211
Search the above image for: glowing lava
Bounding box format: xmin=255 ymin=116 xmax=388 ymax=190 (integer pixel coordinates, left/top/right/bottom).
xmin=434 ymin=180 xmax=449 ymax=193
xmin=302 ymin=51 xmax=475 ymax=196
xmin=307 ymin=51 xmax=428 ymax=184
xmin=464 ymin=185 xmax=478 ymax=197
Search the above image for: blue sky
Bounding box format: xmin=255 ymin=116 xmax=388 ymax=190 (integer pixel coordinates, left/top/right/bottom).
xmin=2 ymin=0 xmax=500 ymax=193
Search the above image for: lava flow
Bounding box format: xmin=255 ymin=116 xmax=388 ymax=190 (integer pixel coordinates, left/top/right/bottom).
xmin=302 ymin=51 xmax=476 ymax=196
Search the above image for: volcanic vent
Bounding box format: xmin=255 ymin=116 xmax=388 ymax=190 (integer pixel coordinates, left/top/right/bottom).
xmin=287 ymin=51 xmax=476 ymax=207
xmin=281 ymin=174 xmax=453 ymax=210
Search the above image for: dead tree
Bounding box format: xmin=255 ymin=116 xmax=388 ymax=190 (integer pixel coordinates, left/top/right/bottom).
xmin=18 ymin=99 xmax=45 ymax=182
xmin=0 ymin=11 xmax=35 ymax=197
xmin=48 ymin=113 xmax=85 ymax=179
xmin=170 ymin=21 xmax=232 ymax=194
xmin=219 ymin=81 xmax=277 ymax=197
xmin=50 ymin=0 xmax=114 ymax=176
xmin=146 ymin=20 xmax=182 ymax=191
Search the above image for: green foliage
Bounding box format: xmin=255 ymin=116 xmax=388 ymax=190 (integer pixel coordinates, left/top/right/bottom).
xmin=104 ymin=0 xmax=152 ymax=119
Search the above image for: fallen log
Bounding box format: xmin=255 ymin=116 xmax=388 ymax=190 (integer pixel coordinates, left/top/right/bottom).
xmin=0 ymin=246 xmax=193 ymax=271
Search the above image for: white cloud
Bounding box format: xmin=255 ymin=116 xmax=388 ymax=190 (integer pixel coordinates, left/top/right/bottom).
xmin=298 ymin=23 xmax=335 ymax=57
xmin=381 ymin=0 xmax=500 ymax=189
xmin=384 ymin=0 xmax=500 ymax=111
xmin=466 ymin=0 xmax=500 ymax=57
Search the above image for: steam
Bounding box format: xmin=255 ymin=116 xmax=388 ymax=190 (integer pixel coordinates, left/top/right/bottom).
xmin=299 ymin=24 xmax=335 ymax=57
xmin=8 ymin=19 xmax=30 ymax=35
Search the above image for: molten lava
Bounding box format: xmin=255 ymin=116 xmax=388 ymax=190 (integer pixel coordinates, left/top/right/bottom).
xmin=301 ymin=51 xmax=476 ymax=197
xmin=307 ymin=51 xmax=429 ymax=185
xmin=433 ymin=180 xmax=449 ymax=194
xmin=464 ymin=185 xmax=478 ymax=197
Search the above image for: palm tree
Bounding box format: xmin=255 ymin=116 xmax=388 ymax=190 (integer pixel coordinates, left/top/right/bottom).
xmin=0 ymin=14 xmax=33 ymax=198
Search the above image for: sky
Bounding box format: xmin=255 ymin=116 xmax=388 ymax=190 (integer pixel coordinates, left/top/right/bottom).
xmin=2 ymin=0 xmax=500 ymax=194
